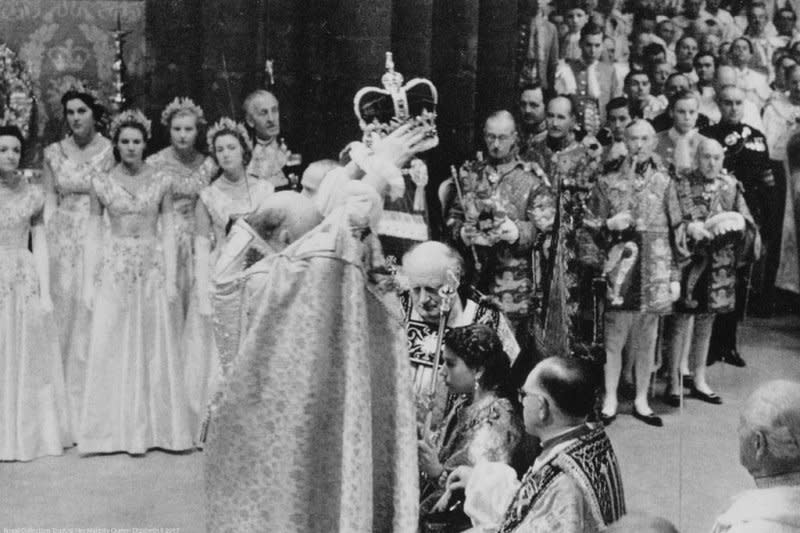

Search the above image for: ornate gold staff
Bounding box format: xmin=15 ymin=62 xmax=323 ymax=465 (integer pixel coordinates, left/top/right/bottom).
xmin=428 ymin=269 xmax=460 ymax=398
xmin=450 ymin=165 xmax=482 ymax=272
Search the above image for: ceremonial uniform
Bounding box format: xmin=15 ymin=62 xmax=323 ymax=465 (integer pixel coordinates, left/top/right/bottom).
xmin=665 ymin=168 xmax=760 ymax=396
xmin=246 ymin=138 xmax=289 ymax=189
xmin=700 ymin=121 xmax=772 ymax=361
xmin=518 ymin=12 xmax=560 ymax=92
xmin=524 ymin=138 xmax=603 ymax=360
xmin=586 ymin=156 xmax=687 ymax=415
xmin=446 ymin=155 xmax=554 ymax=333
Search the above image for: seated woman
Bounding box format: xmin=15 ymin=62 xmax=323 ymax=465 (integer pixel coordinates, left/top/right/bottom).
xmin=418 ymin=323 xmax=524 ymax=531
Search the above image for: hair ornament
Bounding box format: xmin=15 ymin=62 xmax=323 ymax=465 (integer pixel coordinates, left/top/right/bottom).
xmin=160 ymin=96 xmax=206 ymax=126
xmin=206 ymin=117 xmax=253 ymax=153
xmin=109 ymin=108 xmax=152 ymax=140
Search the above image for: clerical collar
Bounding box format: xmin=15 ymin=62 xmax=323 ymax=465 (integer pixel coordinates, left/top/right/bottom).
xmin=539 ymin=423 xmax=592 ymax=454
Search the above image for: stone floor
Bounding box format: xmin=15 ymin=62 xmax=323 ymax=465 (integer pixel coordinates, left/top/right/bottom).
xmin=1 ymin=315 xmax=799 ymax=533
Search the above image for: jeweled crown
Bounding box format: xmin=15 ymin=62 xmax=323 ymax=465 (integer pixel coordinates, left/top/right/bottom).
xmin=109 ymin=108 xmax=152 ymax=140
xmin=160 ymin=96 xmax=206 ymax=126
xmin=353 ymin=52 xmax=438 ymax=141
xmin=206 ymin=117 xmax=253 ymax=153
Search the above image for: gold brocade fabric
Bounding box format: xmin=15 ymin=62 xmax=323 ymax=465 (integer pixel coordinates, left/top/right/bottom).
xmin=205 ymin=207 xmax=418 ymax=532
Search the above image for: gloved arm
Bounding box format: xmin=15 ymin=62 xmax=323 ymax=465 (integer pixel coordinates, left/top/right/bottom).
xmin=160 ymin=191 xmax=178 ymax=302
xmin=31 ymin=204 xmax=53 ymax=313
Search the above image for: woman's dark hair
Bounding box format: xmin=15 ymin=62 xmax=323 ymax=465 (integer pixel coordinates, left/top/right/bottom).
xmin=0 ymin=125 xmax=25 ymax=153
xmin=210 ymin=129 xmax=253 ymax=168
xmin=61 ymin=90 xmax=105 ymax=131
xmin=111 ymin=122 xmax=148 ymax=162
xmin=444 ymin=324 xmax=515 ymax=401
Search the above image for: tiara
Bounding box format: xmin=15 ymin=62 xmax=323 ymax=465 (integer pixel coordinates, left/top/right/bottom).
xmin=62 ymin=79 xmax=102 ymax=103
xmin=353 ymin=52 xmax=438 ymax=143
xmin=109 ymin=108 xmax=152 ymax=140
xmin=206 ymin=117 xmax=253 ymax=153
xmin=160 ymin=96 xmax=206 ymax=126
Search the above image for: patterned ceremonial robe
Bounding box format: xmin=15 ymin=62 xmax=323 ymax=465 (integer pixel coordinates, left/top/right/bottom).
xmin=586 ymin=156 xmax=686 ymax=314
xmin=464 ymin=424 xmax=626 ymax=533
xmin=673 ymin=169 xmax=759 ymax=314
xmin=246 ymin=137 xmax=289 ymax=188
xmin=445 ymin=155 xmax=555 ymax=331
xmin=205 ymin=183 xmax=418 ymax=533
xmin=524 ymin=138 xmax=602 ymax=359
xmin=554 ymin=59 xmax=620 ymax=127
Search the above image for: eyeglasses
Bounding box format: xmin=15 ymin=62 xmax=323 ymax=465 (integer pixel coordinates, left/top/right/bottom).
xmin=485 ymin=134 xmax=513 ymax=143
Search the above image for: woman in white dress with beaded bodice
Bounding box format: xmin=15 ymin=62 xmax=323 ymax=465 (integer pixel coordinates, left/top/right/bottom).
xmin=42 ymin=89 xmax=113 ymax=432
xmin=0 ymin=125 xmax=71 ymax=461
xmin=77 ymin=110 xmax=193 ymax=455
xmin=146 ymin=97 xmax=217 ymax=317
xmin=184 ymin=117 xmax=273 ymax=439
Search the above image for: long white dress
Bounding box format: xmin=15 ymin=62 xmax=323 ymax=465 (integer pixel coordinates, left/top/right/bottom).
xmin=43 ymin=137 xmax=113 ymax=431
xmin=77 ymin=166 xmax=193 ymax=454
xmin=0 ymin=180 xmax=71 ymax=461
xmin=145 ymin=148 xmax=217 ymax=316
xmin=183 ymin=175 xmax=273 ymax=439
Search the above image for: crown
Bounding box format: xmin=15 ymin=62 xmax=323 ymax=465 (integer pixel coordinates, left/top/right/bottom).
xmin=109 ymin=108 xmax=152 ymax=140
xmin=206 ymin=117 xmax=253 ymax=153
xmin=160 ymin=96 xmax=206 ymax=126
xmin=47 ymin=39 xmax=90 ymax=72
xmin=353 ymin=52 xmax=438 ymax=142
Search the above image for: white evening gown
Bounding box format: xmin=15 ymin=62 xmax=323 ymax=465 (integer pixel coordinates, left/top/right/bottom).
xmin=43 ymin=138 xmax=113 ymax=432
xmin=77 ymin=167 xmax=193 ymax=454
xmin=0 ymin=180 xmax=71 ymax=461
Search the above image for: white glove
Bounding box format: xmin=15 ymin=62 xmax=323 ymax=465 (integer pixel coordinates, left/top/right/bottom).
xmin=687 ymin=221 xmax=712 ymax=241
xmin=606 ymin=212 xmax=633 ymax=231
xmin=498 ymin=217 xmax=520 ymax=244
xmin=669 ymin=281 xmax=681 ymax=302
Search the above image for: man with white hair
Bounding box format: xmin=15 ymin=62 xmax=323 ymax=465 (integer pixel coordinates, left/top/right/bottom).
xmin=586 ymin=119 xmax=687 ymax=427
xmin=711 ymin=379 xmax=800 ymax=532
xmin=243 ymin=89 xmax=291 ymax=188
xmin=662 ymin=138 xmax=759 ymax=408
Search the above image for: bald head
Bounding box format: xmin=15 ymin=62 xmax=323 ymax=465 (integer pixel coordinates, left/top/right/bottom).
xmin=245 ymin=191 xmax=323 ymax=249
xmin=739 ymin=380 xmax=800 ymax=480
xmin=696 ymin=136 xmax=725 ymax=178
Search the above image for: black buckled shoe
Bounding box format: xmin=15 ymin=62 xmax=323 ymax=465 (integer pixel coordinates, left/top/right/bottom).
xmin=722 ymin=349 xmax=746 ymax=368
xmin=633 ymin=408 xmax=663 ymax=427
xmin=690 ymin=387 xmax=723 ymax=405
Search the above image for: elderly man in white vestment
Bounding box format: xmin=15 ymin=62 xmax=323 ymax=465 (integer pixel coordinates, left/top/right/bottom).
xmin=439 ymin=357 xmax=626 ymax=533
xmin=712 ymin=379 xmax=800 ymax=533
xmin=205 ymin=125 xmax=430 ymax=533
